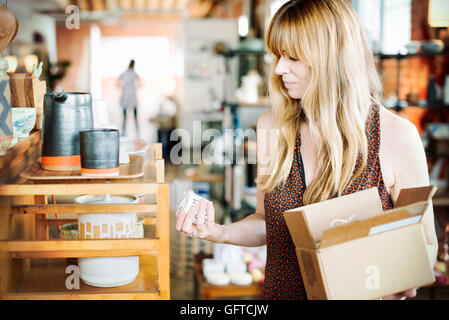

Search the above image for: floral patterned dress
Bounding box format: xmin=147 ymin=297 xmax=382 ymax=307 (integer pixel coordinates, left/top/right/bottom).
xmin=262 ymin=104 xmax=394 ymax=300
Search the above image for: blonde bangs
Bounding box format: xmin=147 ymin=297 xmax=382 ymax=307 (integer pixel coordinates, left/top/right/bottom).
xmin=266 ymin=3 xmax=307 ymax=62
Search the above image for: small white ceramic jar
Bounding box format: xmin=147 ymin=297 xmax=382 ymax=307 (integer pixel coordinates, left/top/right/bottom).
xmin=76 ymin=194 xmax=139 ymax=287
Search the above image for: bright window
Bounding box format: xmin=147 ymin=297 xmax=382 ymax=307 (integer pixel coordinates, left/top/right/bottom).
xmin=353 ymin=0 xmax=412 ymax=54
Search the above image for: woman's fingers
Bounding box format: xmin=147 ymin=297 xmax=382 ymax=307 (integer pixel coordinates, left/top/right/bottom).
xmin=181 ymin=203 xmax=198 ymax=235
xmin=175 ymin=193 xmax=216 ymax=239
xmin=403 ymin=288 xmax=417 ymax=298
xmin=175 ymin=207 xmax=187 ymax=231
xmin=196 ymin=199 xmax=208 ymax=237
xmin=206 ymin=200 xmax=214 ymax=229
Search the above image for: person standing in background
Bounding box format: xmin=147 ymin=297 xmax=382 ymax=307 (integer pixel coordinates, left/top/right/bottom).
xmin=118 ymin=59 xmax=141 ymax=136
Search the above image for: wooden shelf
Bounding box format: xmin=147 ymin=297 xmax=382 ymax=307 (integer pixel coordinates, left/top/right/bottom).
xmin=2 ymin=257 xmax=160 ymax=300
xmin=237 ymin=96 xmax=270 ymax=107
xmin=0 ymin=238 xmax=159 ymax=259
xmin=434 ymin=194 xmax=449 ymax=207
xmin=0 ymin=132 xmax=170 ymax=300
xmin=375 ymin=52 xmax=449 ymax=59
xmin=10 ymin=203 xmax=158 ymax=215
xmin=185 ymin=167 xmax=224 ymax=183
xmin=0 ymin=183 xmax=159 ymax=196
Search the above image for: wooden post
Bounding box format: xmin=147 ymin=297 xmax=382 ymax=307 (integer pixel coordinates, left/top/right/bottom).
xmin=157 ymin=183 xmax=170 ymax=299
xmin=34 ymin=195 xmax=48 ymax=240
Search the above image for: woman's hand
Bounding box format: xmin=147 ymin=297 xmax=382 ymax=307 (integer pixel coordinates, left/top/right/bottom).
xmin=175 ymin=197 xmax=224 ymax=242
xmin=381 ymin=288 xmax=418 ymax=300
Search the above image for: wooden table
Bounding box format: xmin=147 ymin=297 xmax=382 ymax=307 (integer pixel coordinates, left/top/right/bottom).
xmin=193 ymin=253 xmax=262 ymax=300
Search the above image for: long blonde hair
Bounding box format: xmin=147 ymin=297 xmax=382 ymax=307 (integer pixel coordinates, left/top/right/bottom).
xmin=257 ymin=0 xmax=383 ymax=205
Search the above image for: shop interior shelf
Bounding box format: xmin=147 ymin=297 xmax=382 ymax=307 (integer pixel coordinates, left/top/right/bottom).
xmin=0 ymin=131 xmax=170 ymax=300
xmin=0 ymin=237 xmax=159 ymax=259
xmin=3 ymin=256 xmax=160 ymax=300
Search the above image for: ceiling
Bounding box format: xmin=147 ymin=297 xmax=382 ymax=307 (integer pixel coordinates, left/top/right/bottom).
xmin=12 ymin=0 xmax=228 ymax=19
xmin=71 ymin=0 xmax=191 ymax=13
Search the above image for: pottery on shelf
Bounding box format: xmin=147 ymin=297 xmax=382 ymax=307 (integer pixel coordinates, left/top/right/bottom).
xmin=79 ymin=128 xmax=119 ymax=177
xmin=76 ymin=194 xmax=139 ymax=288
xmin=405 ymin=41 xmax=421 ymax=54
xmin=10 ymin=107 xmax=36 ymax=146
xmin=421 ymin=40 xmax=444 ymax=53
xmin=41 ymin=92 xmax=93 ymax=171
xmin=0 ymin=58 xmax=13 ymax=155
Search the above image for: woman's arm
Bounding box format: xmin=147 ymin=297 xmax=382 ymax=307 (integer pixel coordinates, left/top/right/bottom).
xmin=175 ymin=111 xmax=274 ymax=247
xmin=385 ymin=112 xmax=438 ymax=264
xmin=380 ymin=107 xmax=438 ymax=299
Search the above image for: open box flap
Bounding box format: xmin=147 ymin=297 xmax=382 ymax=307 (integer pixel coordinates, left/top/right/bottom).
xmin=284 ymin=187 xmax=383 ymax=249
xmin=320 ymin=202 xmax=429 ymax=248
xmin=395 ymin=186 xmax=437 ymax=208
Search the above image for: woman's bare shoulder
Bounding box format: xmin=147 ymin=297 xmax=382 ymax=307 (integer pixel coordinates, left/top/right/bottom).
xmin=257 ymin=110 xmax=274 ymax=130
xmin=379 ymin=106 xmax=422 ymax=150
xmin=379 ymin=106 xmax=428 ymax=199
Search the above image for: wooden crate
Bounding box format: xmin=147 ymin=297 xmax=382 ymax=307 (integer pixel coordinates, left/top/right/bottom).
xmin=0 ymin=132 xmax=170 ymax=300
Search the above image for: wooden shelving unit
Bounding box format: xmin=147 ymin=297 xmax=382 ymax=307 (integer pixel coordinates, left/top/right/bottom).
xmin=0 ymin=131 xmax=170 ymax=300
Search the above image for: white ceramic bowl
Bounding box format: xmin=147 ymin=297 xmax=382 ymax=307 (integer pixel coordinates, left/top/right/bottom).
xmin=421 ymin=40 xmax=444 ymax=53
xmin=120 ymin=137 xmax=149 ymax=165
xmin=11 ymin=108 xmax=36 ymax=145
xmin=76 ymin=194 xmax=139 ymax=287
xmin=405 ymin=41 xmax=420 ymax=54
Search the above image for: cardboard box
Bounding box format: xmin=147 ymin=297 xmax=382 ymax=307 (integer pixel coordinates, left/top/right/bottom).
xmin=284 ymin=186 xmax=437 ymax=300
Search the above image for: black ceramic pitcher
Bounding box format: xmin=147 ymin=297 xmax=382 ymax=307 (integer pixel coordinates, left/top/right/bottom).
xmin=41 ymin=92 xmax=93 ymax=171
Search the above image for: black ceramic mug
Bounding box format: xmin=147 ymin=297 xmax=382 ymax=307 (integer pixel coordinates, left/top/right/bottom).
xmin=79 ymin=128 xmax=120 ymax=176
xmin=41 ymin=92 xmax=93 ymax=171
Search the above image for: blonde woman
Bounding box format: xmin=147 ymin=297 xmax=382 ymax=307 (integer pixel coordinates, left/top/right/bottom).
xmin=175 ymin=0 xmax=438 ymax=300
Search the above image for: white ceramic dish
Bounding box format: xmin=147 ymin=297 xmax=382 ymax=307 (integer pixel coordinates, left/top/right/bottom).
xmin=120 ymin=137 xmax=149 ymax=165
xmin=203 ymin=258 xmax=225 ymax=277
xmin=206 ymin=273 xmax=230 ymax=286
xmin=405 ymin=41 xmax=420 ymax=54
xmin=76 ymin=194 xmax=139 ymax=287
xmin=230 ymin=272 xmax=253 ymax=285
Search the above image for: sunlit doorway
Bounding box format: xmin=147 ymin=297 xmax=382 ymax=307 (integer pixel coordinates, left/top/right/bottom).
xmin=93 ymin=35 xmax=174 ymax=142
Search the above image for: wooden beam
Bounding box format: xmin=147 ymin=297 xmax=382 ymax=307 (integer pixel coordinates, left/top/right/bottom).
xmin=188 ymin=0 xmax=213 ymax=18
xmin=161 ymin=0 xmax=175 ymax=11
xmin=0 ymin=183 xmax=159 ymax=196
xmin=78 ymin=0 xmax=91 ymax=10
xmin=0 ymin=239 xmax=159 ymax=256
xmin=53 ymin=0 xmax=71 ymax=8
xmin=91 ymin=0 xmax=105 ymax=11
xmin=3 ymin=292 xmax=160 ymax=300
xmin=134 ymin=0 xmax=146 ymax=10
xmin=175 ymin=0 xmax=190 ymax=10
xmin=147 ymin=0 xmax=160 ymax=11
xmin=44 ymin=219 xmax=77 ymax=226
xmin=11 ymin=204 xmax=158 ymax=215
xmin=119 ymin=0 xmax=133 ymax=10
xmin=105 ymin=0 xmax=119 ymax=10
